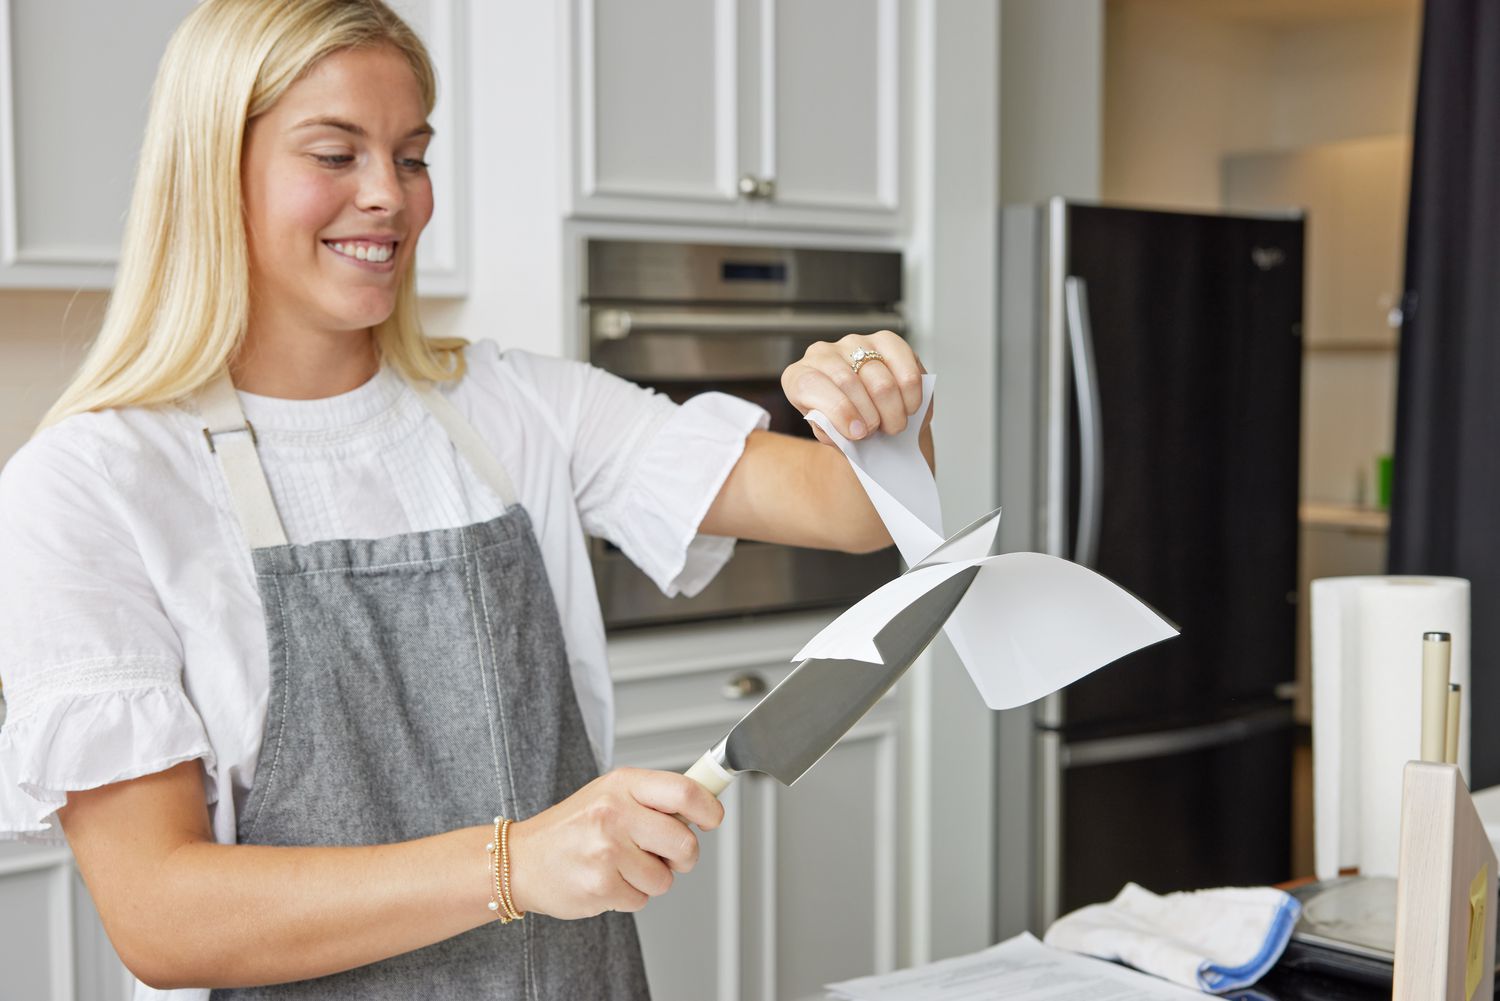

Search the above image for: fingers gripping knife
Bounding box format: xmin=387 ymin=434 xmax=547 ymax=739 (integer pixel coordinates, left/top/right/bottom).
xmin=682 ymin=512 xmax=1000 ymax=800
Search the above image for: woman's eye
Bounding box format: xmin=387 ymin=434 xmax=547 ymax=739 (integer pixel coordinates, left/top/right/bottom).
xmin=308 ymin=152 xmax=427 ymax=170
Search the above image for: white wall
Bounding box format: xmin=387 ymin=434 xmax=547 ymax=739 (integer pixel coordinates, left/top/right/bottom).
xmin=1270 ymin=12 xmax=1420 ymax=148
xmin=1000 ymin=0 xmax=1104 ymax=205
xmin=1103 ymin=3 xmax=1418 ymax=206
xmin=0 ymin=293 xmax=105 ymax=462
xmin=1103 ymin=2 xmax=1275 ymax=209
xmin=418 ymin=2 xmax=569 ymax=358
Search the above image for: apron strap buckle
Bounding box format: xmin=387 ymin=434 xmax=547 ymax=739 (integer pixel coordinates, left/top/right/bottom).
xmin=201 ymin=419 xmax=260 ymax=454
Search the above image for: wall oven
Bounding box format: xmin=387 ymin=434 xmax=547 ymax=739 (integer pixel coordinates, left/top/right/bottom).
xmin=583 ymin=239 xmax=906 ymax=630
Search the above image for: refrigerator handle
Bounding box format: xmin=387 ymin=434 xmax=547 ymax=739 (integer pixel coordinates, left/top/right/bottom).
xmin=1064 ymin=276 xmax=1104 ymax=568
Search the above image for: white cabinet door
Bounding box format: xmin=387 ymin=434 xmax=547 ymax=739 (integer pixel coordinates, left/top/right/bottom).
xmin=753 ymin=718 xmax=899 ymax=1001
xmin=748 ymin=0 xmax=900 ymax=223
xmin=0 ymin=0 xmax=467 ymax=294
xmin=0 ymin=0 xmax=194 ymax=289
xmin=0 ymin=843 xmax=132 ymax=1001
xmin=570 ymin=0 xmax=903 ymax=232
xmin=576 ymin=0 xmax=740 ymax=213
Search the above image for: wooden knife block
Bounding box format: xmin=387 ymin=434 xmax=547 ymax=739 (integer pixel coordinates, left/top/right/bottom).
xmin=1394 ymin=761 xmax=1498 ymax=1001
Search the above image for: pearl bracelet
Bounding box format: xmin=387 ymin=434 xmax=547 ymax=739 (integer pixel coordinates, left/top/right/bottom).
xmin=485 ymin=815 xmax=524 ymax=923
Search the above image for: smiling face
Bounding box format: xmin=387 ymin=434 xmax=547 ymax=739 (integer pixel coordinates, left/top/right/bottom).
xmin=240 ymin=44 xmax=433 ymax=342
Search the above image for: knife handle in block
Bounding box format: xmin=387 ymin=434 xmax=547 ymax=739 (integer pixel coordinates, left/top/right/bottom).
xmin=1421 ymin=632 xmax=1452 ymax=763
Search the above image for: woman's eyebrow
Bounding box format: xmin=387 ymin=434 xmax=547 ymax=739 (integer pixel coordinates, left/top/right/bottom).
xmin=291 ymin=116 xmax=436 ymax=139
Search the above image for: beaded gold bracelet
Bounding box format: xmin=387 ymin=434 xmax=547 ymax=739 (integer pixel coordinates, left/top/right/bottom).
xmin=485 ymin=815 xmax=525 ymax=923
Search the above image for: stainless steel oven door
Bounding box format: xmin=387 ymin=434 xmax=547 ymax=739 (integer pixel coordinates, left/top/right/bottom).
xmin=586 ymin=304 xmax=907 ymax=630
xmin=589 ymin=537 xmax=902 ymax=630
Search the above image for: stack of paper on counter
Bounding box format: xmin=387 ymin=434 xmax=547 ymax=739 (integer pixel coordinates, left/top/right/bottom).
xmin=825 ymin=933 xmax=1207 ymax=1001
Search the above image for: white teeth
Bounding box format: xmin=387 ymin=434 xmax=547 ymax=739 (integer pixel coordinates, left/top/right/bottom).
xmin=327 ymin=241 xmax=394 ymax=263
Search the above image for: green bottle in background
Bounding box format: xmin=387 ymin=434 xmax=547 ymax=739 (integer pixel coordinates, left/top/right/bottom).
xmin=1377 ymin=454 xmax=1394 ymax=510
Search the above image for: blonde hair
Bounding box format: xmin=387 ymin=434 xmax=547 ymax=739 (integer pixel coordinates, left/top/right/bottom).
xmin=39 ymin=0 xmax=465 ymax=431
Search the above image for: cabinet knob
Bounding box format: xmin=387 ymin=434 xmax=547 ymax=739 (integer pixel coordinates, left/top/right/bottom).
xmin=722 ymin=672 xmax=769 ymax=700
xmin=737 ymin=174 xmax=776 ymax=200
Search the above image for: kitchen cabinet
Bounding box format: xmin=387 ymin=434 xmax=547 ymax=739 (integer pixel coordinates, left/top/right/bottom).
xmin=610 ymin=612 xmax=903 ymax=1001
xmin=568 ymin=0 xmax=905 ymax=233
xmin=0 ymin=0 xmax=467 ymax=294
xmin=0 ymin=843 xmax=132 ymax=1001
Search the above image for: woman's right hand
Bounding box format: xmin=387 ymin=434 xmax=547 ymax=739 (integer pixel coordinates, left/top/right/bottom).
xmin=505 ymin=767 xmax=724 ymax=919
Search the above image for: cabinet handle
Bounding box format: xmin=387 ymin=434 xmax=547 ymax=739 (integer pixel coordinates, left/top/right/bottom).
xmin=737 ymin=174 xmax=776 ymax=200
xmin=722 ymin=672 xmax=769 ymax=700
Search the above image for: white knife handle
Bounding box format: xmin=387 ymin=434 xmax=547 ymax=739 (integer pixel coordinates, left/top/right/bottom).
xmin=684 ymin=749 xmax=735 ymax=797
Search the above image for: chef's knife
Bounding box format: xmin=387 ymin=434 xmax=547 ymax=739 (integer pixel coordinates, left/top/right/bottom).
xmin=682 ymin=563 xmax=981 ymax=797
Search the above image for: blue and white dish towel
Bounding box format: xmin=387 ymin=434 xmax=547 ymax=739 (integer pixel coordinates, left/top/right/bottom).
xmin=1044 ymin=882 xmax=1302 ymax=994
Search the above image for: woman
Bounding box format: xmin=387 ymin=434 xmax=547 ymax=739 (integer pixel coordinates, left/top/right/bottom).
xmin=0 ymin=1 xmax=932 ymax=998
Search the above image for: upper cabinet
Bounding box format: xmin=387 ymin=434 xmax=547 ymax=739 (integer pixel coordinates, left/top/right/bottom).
xmin=0 ymin=0 xmax=467 ymax=294
xmin=0 ymin=0 xmax=195 ymax=290
xmin=569 ymin=0 xmax=905 ymax=233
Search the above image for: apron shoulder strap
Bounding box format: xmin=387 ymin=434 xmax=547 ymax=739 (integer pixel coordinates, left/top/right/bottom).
xmin=198 ymin=370 xmax=290 ymax=549
xmin=402 ymin=376 xmax=519 ymax=509
xmin=195 ymin=366 xmax=520 ymax=551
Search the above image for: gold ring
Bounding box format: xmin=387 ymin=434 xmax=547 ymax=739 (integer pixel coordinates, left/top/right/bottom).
xmin=849 ymin=347 xmax=885 ymax=374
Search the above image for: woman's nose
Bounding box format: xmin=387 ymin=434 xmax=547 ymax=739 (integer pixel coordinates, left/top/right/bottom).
xmin=356 ymin=160 xmax=404 ymax=214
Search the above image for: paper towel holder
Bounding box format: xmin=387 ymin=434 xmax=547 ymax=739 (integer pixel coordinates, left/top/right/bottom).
xmin=1392 ymin=761 xmax=1497 ymax=1000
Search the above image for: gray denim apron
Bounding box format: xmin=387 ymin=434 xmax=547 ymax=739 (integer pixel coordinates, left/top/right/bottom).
xmin=195 ymin=365 xmax=651 ymax=1000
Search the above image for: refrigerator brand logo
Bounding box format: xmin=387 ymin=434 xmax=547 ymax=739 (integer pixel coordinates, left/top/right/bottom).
xmin=1251 ymin=247 xmax=1286 ymax=271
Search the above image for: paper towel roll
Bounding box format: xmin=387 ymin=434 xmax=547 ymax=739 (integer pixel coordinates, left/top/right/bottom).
xmin=1311 ymin=576 xmax=1470 ymax=880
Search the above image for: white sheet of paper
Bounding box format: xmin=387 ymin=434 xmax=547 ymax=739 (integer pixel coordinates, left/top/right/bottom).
xmin=824 ymin=932 xmax=1205 ymax=1001
xmin=807 ymin=374 xmax=944 ymax=566
xmin=804 ymin=378 xmax=1178 ymax=710
xmin=793 ymin=551 xmax=1175 ymax=710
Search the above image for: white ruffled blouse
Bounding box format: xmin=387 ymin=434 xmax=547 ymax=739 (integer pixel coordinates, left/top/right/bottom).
xmin=0 ymin=340 xmax=767 ymax=846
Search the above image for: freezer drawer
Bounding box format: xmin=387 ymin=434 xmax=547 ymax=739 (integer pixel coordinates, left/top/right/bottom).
xmin=1055 ymin=712 xmax=1294 ymax=914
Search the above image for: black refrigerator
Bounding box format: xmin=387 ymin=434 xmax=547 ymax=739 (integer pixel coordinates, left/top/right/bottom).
xmin=997 ymin=200 xmax=1304 ymax=924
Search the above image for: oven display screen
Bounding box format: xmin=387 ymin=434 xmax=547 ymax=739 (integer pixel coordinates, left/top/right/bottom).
xmin=722 ymin=262 xmax=787 ymax=283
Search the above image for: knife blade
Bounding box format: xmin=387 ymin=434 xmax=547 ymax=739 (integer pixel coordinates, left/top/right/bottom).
xmin=683 ymin=563 xmax=981 ymax=797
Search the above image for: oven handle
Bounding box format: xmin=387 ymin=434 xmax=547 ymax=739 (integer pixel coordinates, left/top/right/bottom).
xmin=592 ymin=308 xmax=906 ymax=341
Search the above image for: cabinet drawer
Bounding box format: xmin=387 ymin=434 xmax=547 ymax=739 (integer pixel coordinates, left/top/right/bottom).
xmin=613 ymin=660 xmax=797 ymax=742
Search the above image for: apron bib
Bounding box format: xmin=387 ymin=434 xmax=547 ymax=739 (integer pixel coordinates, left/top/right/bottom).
xmin=195 ymin=366 xmax=651 ymax=1000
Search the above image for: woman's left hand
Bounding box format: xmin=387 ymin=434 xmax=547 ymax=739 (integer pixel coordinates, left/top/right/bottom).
xmin=781 ymin=330 xmax=928 ymax=444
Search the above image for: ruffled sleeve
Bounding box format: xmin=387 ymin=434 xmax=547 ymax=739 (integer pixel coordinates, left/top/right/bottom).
xmin=485 ymin=348 xmax=769 ymax=596
xmin=0 ymin=423 xmax=212 ymax=843
xmin=602 ymin=393 xmax=769 ymax=595
xmin=0 ymin=671 xmax=216 ymax=842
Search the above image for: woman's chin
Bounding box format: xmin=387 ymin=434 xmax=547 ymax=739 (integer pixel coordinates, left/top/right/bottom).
xmin=330 ymin=294 xmax=399 ymax=331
